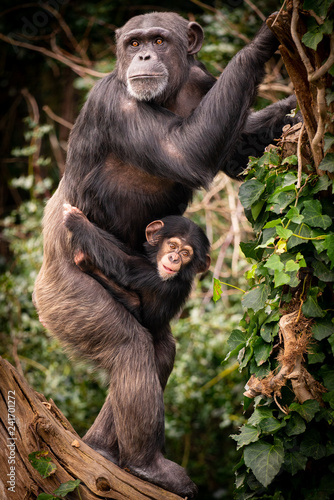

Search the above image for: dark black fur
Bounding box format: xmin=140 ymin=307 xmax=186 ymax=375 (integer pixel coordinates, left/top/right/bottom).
xmin=33 ymin=12 xmax=300 ymax=498
xmin=65 ymin=212 xmax=210 ymax=330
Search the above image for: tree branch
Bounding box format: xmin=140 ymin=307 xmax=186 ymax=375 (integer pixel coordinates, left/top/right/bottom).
xmin=0 ymin=357 xmax=182 ymax=500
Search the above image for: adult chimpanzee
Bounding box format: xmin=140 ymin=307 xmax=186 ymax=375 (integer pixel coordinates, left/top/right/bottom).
xmin=33 ymin=11 xmax=299 ymax=497
xmin=63 ymin=204 xmax=211 ymax=328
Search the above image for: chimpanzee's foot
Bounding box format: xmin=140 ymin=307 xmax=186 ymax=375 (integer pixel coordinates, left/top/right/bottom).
xmin=127 ymin=454 xmax=198 ymax=499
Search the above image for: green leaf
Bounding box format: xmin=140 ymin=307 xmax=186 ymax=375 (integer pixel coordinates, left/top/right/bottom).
xmin=319 ymin=153 xmax=334 ymax=173
xmin=267 ymin=190 xmax=296 ymax=215
xmin=213 ymin=278 xmax=222 ymax=302
xmin=324 ymin=234 xmax=334 ymax=268
xmin=302 ymin=200 xmax=332 ymax=229
xmin=284 ymin=451 xmax=307 ymax=476
xmin=264 ymin=254 xmax=284 ymax=272
xmin=240 ymin=240 xmax=263 ymax=260
xmin=242 ymin=284 xmax=269 ymax=312
xmin=286 ymin=207 xmax=304 ymax=224
xmin=37 ymin=495 xmax=57 ymax=500
xmin=260 ymin=322 xmax=279 ymax=343
xmin=276 ymin=226 xmax=293 ymax=239
xmin=251 ymin=200 xmax=265 ymax=220
xmin=259 ymin=417 xmax=286 ymax=434
xmin=285 ymin=413 xmax=306 ymax=436
xmin=324 ymin=133 xmax=334 ymax=153
xmin=312 ymin=319 xmax=334 ymax=341
xmin=254 ymin=338 xmax=272 ymax=366
xmin=287 ymin=223 xmax=312 ymax=249
xmin=289 ymin=400 xmax=320 ymax=422
xmin=310 ymin=175 xmax=331 ymax=194
xmin=239 ymin=179 xmax=266 ymax=209
xmin=243 ymin=440 xmax=284 ymax=488
xmin=231 ymin=424 xmax=259 ymax=450
xmin=274 ymin=270 xmax=291 ymax=287
xmin=28 ymin=451 xmax=57 ymax=479
xmin=303 ymin=0 xmax=331 ymax=17
xmin=302 ymin=290 xmax=326 ymax=318
xmin=285 ymin=260 xmax=300 ymax=272
xmin=300 ymin=429 xmax=326 ymax=459
xmin=312 ymin=259 xmax=334 ymax=282
xmin=248 ymin=407 xmax=273 ymax=425
xmin=53 ymin=480 xmax=81 ymax=497
xmin=302 ymin=30 xmax=323 ymax=50
xmin=282 ymin=155 xmax=298 ymax=165
xmin=263 ymin=219 xmax=282 ymax=228
xmin=227 ymin=329 xmax=247 ymax=350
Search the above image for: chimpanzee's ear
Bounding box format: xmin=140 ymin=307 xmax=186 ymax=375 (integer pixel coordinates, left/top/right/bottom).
xmin=145 ymin=220 xmax=164 ymax=246
xmin=187 ymin=22 xmax=204 ymax=55
xmin=197 ymin=254 xmax=211 ymax=273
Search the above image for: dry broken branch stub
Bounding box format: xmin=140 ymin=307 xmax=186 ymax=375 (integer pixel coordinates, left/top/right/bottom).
xmin=0 ymin=357 xmax=183 ymax=500
xmin=244 ymin=311 xmax=327 ymax=408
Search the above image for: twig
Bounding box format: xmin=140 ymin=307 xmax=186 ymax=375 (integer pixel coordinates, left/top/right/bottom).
xmin=244 ymin=0 xmax=266 ymax=21
xmin=271 ymin=0 xmax=287 ymax=28
xmin=43 ymin=105 xmax=73 ymax=130
xmin=0 ymin=33 xmax=107 ymax=78
xmin=291 ymin=0 xmax=314 ymax=75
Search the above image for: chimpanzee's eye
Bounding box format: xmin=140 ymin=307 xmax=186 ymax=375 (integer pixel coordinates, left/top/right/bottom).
xmin=155 ymin=38 xmax=164 ymax=45
xmin=169 ymin=243 xmax=176 ymax=250
xmin=181 ymin=250 xmax=189 ymax=257
xmin=130 ymin=40 xmax=139 ymax=47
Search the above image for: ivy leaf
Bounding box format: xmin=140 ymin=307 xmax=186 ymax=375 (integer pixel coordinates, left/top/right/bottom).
xmin=289 ymin=400 xmax=320 ymax=422
xmin=312 ymin=319 xmax=334 ymax=341
xmin=263 ymin=219 xmax=283 ymax=228
xmin=302 ymin=30 xmax=323 ymax=50
xmin=285 ymin=260 xmax=300 ymax=272
xmin=274 ymin=270 xmax=291 ymax=287
xmin=213 ymin=278 xmax=222 ymax=302
xmin=312 ymin=259 xmax=334 ymax=282
xmin=302 ymin=289 xmax=326 ymax=318
xmin=302 ymin=200 xmax=332 ymax=229
xmin=248 ymin=407 xmax=273 ymax=425
xmin=300 ymin=430 xmax=326 ymax=459
xmin=286 ymin=207 xmax=304 ymax=224
xmin=254 ymin=337 xmax=272 ymax=366
xmin=284 ymin=452 xmax=308 ymax=476
xmin=259 ymin=417 xmax=286 ymax=434
xmin=285 ymin=413 xmax=306 ymax=436
xmin=324 ymin=133 xmax=334 ymax=153
xmin=28 ymin=451 xmax=57 ymax=479
xmin=319 ymin=153 xmax=334 ymax=173
xmin=242 ymin=284 xmax=269 ymax=312
xmin=239 ymin=179 xmax=266 ymax=209
xmin=264 ymin=254 xmax=284 ymax=272
xmin=53 ymin=480 xmax=81 ymax=497
xmin=243 ymin=439 xmax=284 ymax=487
xmin=310 ymin=175 xmax=331 ymax=194
xmin=323 ymin=234 xmax=334 ymax=268
xmin=231 ymin=424 xmax=259 ymax=450
xmin=276 ymin=226 xmax=293 ymax=239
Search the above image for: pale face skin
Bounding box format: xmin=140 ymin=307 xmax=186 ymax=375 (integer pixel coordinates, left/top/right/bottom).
xmin=156 ymin=237 xmax=193 ymax=280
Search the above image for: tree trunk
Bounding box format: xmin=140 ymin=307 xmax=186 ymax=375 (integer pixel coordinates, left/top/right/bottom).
xmin=0 ymin=357 xmax=182 ymax=500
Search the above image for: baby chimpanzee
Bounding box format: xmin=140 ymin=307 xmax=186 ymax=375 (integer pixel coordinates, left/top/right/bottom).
xmin=63 ymin=204 xmax=210 ymax=333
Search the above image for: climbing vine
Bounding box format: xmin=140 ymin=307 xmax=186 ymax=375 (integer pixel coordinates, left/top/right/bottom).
xmin=215 ymin=0 xmax=334 ymax=497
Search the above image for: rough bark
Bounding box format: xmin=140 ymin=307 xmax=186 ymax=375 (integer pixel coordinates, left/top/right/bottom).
xmin=0 ymin=357 xmax=183 ymax=500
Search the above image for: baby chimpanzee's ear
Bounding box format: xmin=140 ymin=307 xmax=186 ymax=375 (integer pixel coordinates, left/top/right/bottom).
xmin=145 ymin=220 xmax=165 ymax=246
xmin=197 ymin=254 xmax=211 ymax=273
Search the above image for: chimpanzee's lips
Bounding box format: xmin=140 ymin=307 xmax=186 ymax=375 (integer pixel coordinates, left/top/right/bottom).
xmin=129 ymin=74 xmax=164 ymax=79
xmin=162 ymin=264 xmax=177 ymax=274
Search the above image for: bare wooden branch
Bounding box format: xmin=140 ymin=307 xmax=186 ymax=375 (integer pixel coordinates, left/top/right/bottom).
xmin=0 ymin=357 xmax=183 ymax=500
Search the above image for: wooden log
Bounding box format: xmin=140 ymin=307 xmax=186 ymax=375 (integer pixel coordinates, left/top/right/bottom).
xmin=0 ymin=357 xmax=183 ymax=500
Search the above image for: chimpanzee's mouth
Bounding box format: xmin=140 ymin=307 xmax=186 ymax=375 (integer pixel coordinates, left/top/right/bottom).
xmin=162 ymin=264 xmax=177 ymax=274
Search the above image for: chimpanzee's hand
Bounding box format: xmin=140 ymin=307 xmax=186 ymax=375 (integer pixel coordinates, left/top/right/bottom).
xmin=63 ymin=204 xmax=87 ymax=233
